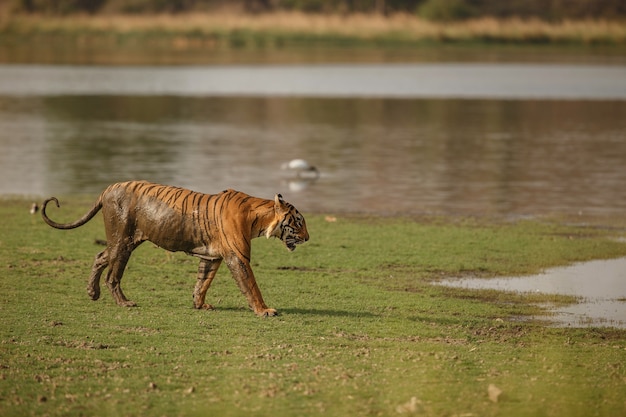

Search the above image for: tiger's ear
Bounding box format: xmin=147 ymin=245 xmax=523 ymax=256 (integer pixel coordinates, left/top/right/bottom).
xmin=274 ymin=193 xmax=288 ymax=213
xmin=266 ymin=194 xmax=286 ymax=239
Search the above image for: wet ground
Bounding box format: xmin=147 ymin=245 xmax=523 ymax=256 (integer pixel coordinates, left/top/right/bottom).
xmin=438 ymin=257 xmax=626 ymax=328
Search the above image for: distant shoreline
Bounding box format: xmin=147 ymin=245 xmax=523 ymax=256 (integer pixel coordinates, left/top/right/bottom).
xmin=1 ymin=12 xmax=625 ymax=46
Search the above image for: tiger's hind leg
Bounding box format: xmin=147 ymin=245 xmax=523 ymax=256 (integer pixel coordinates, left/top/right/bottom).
xmin=104 ymin=245 xmax=137 ymax=307
xmin=87 ymin=249 xmax=108 ymax=301
xmin=193 ymin=258 xmax=222 ymax=310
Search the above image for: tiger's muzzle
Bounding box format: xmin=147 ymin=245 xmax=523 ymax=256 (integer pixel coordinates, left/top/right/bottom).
xmin=285 ymin=232 xmax=309 ymax=252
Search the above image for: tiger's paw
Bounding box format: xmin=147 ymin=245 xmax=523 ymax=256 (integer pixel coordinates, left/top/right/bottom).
xmin=193 ymin=302 xmax=214 ymax=310
xmin=87 ymin=285 xmax=100 ymax=301
xmin=256 ymin=308 xmax=278 ymax=317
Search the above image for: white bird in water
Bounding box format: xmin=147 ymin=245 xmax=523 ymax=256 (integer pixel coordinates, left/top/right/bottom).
xmin=281 ymin=159 xmax=320 ymax=179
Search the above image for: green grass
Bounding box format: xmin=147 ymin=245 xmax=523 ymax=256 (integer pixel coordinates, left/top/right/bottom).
xmin=1 ymin=197 xmax=626 ymax=416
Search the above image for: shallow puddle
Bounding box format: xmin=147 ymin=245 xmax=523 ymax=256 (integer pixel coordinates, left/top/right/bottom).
xmin=438 ymin=258 xmax=626 ymax=328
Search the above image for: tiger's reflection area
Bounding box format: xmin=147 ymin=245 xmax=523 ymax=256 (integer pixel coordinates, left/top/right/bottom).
xmin=41 ymin=181 xmax=309 ymax=317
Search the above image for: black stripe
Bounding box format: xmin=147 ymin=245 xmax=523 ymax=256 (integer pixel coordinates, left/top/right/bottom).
xmin=153 ymin=185 xmax=168 ymax=199
xmin=179 ymin=191 xmax=193 ymax=214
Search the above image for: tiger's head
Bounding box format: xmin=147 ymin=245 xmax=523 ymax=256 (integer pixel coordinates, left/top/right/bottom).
xmin=266 ymin=194 xmax=309 ymax=252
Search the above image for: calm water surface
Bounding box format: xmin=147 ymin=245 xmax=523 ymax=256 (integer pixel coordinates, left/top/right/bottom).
xmin=1 ymin=63 xmax=624 ymax=99
xmin=1 ymin=90 xmax=625 ymax=217
xmin=2 ymin=44 xmax=625 ymax=218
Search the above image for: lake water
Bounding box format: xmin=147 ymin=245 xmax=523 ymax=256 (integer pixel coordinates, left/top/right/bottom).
xmin=1 ymin=44 xmax=625 ymax=327
xmin=1 ymin=57 xmax=625 ymax=217
xmin=1 ymin=63 xmax=625 ymax=99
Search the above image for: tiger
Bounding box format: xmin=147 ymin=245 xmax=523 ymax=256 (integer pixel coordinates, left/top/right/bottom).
xmin=41 ymin=180 xmax=309 ymax=317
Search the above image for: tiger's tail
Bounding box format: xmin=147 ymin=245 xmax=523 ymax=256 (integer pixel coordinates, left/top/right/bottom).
xmin=41 ymin=196 xmax=103 ymax=230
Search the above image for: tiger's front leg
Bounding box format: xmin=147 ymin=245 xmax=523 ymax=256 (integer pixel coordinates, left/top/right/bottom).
xmin=193 ymin=258 xmax=222 ymax=310
xmin=225 ymin=255 xmax=277 ymax=317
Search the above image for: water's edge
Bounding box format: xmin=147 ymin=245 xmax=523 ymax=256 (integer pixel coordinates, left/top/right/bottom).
xmin=437 ymin=257 xmax=626 ymax=328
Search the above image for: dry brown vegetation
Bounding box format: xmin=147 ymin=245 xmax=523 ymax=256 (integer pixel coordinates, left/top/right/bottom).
xmin=1 ymin=12 xmax=625 ymax=44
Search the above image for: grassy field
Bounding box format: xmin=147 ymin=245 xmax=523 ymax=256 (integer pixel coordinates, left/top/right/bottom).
xmin=1 ymin=197 xmax=626 ymax=416
xmin=1 ymin=12 xmax=625 ymax=47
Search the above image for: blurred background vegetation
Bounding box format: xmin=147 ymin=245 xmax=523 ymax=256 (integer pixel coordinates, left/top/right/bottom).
xmin=6 ymin=0 xmax=626 ymax=21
